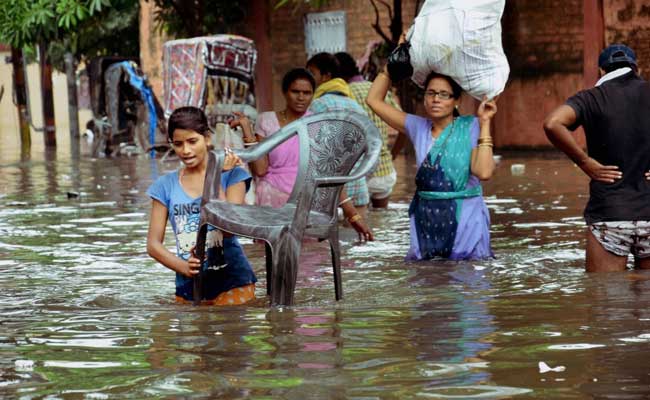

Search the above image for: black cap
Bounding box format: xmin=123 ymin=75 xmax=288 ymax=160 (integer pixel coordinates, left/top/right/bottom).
xmin=598 ymin=44 xmax=637 ymax=69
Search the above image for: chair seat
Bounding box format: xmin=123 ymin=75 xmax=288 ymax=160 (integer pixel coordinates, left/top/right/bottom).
xmin=203 ymin=201 xmax=333 ymax=239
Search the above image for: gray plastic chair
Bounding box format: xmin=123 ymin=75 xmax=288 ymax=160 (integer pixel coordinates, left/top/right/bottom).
xmin=194 ymin=110 xmax=382 ymax=305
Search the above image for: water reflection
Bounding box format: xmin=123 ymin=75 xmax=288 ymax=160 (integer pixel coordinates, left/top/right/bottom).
xmin=1 ymin=153 xmax=650 ymax=398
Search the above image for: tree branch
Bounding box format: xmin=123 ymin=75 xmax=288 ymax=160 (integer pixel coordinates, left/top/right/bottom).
xmin=369 ymin=0 xmax=392 ymax=44
xmin=376 ymin=0 xmax=393 ymax=21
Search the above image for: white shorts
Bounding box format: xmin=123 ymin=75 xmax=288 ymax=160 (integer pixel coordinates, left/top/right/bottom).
xmin=367 ymin=169 xmax=397 ymax=200
xmin=589 ymin=221 xmax=650 ymax=258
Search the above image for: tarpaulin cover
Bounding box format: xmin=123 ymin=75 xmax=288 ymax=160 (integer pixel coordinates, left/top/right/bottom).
xmin=407 ymin=0 xmax=510 ymax=99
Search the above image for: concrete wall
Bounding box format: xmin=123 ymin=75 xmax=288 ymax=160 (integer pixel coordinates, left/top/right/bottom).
xmin=139 ymin=0 xmax=166 ymax=98
xmin=0 ymin=51 xmax=92 ymax=156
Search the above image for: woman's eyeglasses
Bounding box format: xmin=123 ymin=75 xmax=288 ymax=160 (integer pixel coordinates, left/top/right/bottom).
xmin=424 ymin=90 xmax=453 ymax=100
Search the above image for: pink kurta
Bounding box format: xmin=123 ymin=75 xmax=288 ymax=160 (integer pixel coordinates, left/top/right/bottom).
xmin=254 ymin=112 xmax=300 ymax=208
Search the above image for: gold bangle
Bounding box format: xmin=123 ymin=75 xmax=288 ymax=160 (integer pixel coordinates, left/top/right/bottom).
xmin=347 ymin=214 xmax=362 ymax=223
xmin=378 ymin=71 xmax=391 ymax=80
xmin=338 ymin=197 xmax=352 ymax=207
xmin=478 ymin=143 xmax=493 ymax=148
xmin=477 ymin=137 xmax=493 ymax=145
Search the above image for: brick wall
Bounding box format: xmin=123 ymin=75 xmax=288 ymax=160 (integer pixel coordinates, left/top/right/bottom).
xmin=604 ymin=0 xmax=650 ymax=79
xmin=493 ymin=0 xmax=585 ymax=148
xmin=502 ymin=0 xmax=583 ymax=77
xmin=141 ymin=0 xmax=650 ymax=148
xmin=262 ymin=0 xmax=420 ymax=110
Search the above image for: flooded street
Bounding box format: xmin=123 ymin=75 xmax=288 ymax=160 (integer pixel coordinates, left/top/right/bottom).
xmin=2 ymin=144 xmax=650 ymax=399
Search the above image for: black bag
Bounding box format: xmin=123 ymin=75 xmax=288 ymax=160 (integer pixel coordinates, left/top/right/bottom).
xmin=387 ymin=42 xmax=413 ymax=82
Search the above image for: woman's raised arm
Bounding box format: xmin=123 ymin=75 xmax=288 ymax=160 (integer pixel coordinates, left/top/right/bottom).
xmin=366 ymin=70 xmax=407 ymax=133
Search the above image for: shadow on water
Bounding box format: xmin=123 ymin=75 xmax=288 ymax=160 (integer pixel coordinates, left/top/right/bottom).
xmin=1 ymin=150 xmax=650 ymax=398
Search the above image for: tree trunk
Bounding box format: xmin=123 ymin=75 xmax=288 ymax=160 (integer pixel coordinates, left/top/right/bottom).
xmin=39 ymin=42 xmax=56 ymax=147
xmin=390 ymin=0 xmax=403 ymax=42
xmin=64 ymin=52 xmax=80 ymax=156
xmin=11 ymin=47 xmax=31 ymax=154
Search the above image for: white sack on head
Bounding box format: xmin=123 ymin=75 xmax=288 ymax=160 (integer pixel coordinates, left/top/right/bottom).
xmin=407 ymin=0 xmax=510 ymax=100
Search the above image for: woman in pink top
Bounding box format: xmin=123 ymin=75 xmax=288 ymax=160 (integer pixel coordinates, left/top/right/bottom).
xmin=231 ymin=68 xmax=315 ymax=207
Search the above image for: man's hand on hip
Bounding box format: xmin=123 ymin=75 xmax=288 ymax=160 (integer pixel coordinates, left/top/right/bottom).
xmin=580 ymin=157 xmax=622 ymax=183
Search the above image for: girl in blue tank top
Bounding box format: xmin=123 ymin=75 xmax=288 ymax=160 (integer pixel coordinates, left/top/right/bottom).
xmin=147 ymin=106 xmax=257 ymax=304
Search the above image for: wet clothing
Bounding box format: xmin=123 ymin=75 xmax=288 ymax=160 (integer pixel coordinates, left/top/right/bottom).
xmin=405 ymin=114 xmax=492 ymax=261
xmin=176 ymin=283 xmax=256 ymax=305
xmin=147 ymin=167 xmax=257 ymax=301
xmin=590 ymin=221 xmax=650 ymax=258
xmin=254 ymin=111 xmax=299 ymax=208
xmin=566 ymin=71 xmax=650 ymax=224
xmin=309 ymin=78 xmax=370 ymax=206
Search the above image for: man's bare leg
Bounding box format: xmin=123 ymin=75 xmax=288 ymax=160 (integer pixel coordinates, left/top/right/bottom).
xmin=371 ymin=197 xmax=389 ymax=209
xmin=586 ymin=229 xmax=627 ymax=272
xmin=634 ymin=256 xmax=650 ymax=269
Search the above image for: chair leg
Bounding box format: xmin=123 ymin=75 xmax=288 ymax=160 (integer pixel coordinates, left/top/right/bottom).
xmin=270 ymin=232 xmax=302 ymax=306
xmin=329 ymin=229 xmax=343 ymax=301
xmin=193 ymin=224 xmax=209 ymax=306
xmin=265 ymin=242 xmax=273 ymax=296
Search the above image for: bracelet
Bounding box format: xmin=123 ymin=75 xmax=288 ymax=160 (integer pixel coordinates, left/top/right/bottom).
xmin=347 ymin=214 xmax=362 ymax=223
xmin=243 ymin=141 xmax=258 ymax=146
xmin=243 ymin=136 xmax=257 ymax=143
xmin=477 ymin=137 xmax=493 ymax=145
xmin=378 ymin=71 xmax=391 ymax=80
xmin=338 ymin=196 xmax=352 ymax=207
xmin=478 ymin=143 xmax=493 ymax=149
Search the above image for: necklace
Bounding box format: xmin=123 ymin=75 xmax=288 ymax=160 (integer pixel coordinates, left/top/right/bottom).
xmin=431 ymin=117 xmax=455 ymax=139
xmin=279 ymin=110 xmax=288 ymax=124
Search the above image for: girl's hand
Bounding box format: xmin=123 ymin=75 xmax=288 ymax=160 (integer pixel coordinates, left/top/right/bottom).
xmin=646 ymin=170 xmax=650 ymax=180
xmin=477 ymin=95 xmax=498 ymax=123
xmin=348 ymin=215 xmax=374 ymax=242
xmin=229 ymin=111 xmax=256 ymax=143
xmin=223 ymin=147 xmax=243 ymax=171
xmin=228 ymin=111 xmax=250 ymax=128
xmin=180 ymin=246 xmax=201 ymax=278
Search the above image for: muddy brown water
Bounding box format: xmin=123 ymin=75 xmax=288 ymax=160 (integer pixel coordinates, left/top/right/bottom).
xmin=1 ymin=145 xmax=650 ymax=399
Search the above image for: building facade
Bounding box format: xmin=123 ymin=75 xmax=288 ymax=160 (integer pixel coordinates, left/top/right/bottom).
xmin=139 ymin=0 xmax=650 ymax=149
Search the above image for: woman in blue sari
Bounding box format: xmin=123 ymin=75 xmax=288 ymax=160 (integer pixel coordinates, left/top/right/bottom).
xmin=367 ymin=68 xmax=497 ymax=261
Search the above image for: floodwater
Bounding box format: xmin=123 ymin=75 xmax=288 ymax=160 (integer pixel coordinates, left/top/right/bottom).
xmin=2 ymin=143 xmax=650 ymax=399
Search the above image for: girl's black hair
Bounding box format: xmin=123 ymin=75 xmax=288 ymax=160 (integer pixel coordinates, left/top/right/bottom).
xmin=281 ymin=67 xmax=316 ymax=93
xmin=305 ymin=52 xmax=340 ymax=78
xmin=167 ymin=106 xmax=210 ymax=141
xmin=424 ymin=71 xmax=463 ymax=117
xmin=334 ymin=52 xmax=360 ymax=81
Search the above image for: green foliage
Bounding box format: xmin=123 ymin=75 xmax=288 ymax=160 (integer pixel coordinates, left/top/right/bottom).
xmin=152 ymin=0 xmax=251 ymax=38
xmin=0 ymin=0 xmax=109 ymax=47
xmin=273 ymin=0 xmax=331 ymax=10
xmin=49 ymin=0 xmax=140 ymax=69
xmin=0 ymin=0 xmax=139 ymax=71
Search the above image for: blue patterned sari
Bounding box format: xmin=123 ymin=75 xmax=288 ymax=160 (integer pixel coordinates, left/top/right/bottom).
xmin=408 ymin=116 xmax=482 ymax=259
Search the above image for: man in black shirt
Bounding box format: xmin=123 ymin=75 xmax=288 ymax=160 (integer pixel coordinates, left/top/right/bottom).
xmin=544 ymin=44 xmax=650 ymax=272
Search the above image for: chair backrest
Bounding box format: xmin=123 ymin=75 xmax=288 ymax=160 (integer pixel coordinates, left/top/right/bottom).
xmin=288 ymin=111 xmax=380 ymax=219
